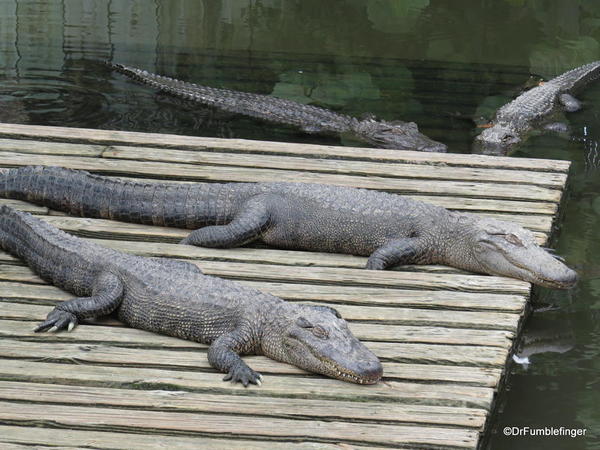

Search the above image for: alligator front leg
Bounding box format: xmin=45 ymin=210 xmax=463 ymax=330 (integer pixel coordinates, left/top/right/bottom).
xmin=208 ymin=331 xmax=262 ymax=387
xmin=35 ymin=272 xmax=124 ymax=332
xmin=366 ymin=238 xmax=426 ymax=270
xmin=559 ymin=93 xmax=582 ymax=112
xmin=181 ymin=195 xmax=274 ymax=248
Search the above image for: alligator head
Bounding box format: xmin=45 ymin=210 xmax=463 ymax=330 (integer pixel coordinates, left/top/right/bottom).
xmin=352 ymin=117 xmax=448 ymax=152
xmin=473 ymin=123 xmax=522 ymax=155
xmin=263 ymin=304 xmax=383 ymax=384
xmin=445 ymin=215 xmax=577 ymax=289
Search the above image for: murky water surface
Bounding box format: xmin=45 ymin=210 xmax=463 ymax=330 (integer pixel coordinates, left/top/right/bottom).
xmin=1 ymin=1 xmax=599 ymax=448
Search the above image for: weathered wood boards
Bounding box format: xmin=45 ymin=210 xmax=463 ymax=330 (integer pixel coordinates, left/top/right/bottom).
xmin=0 ymin=123 xmax=570 ymax=448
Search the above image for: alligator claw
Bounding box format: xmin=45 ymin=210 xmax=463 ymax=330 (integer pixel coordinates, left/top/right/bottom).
xmin=222 ymin=364 xmax=262 ymax=387
xmin=34 ymin=309 xmax=78 ymax=333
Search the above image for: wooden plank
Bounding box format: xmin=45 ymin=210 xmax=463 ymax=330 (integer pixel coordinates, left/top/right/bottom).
xmin=0 ymin=381 xmax=488 ymax=431
xmin=0 ymin=264 xmax=528 ymax=312
xmin=104 ymin=145 xmax=568 ymax=188
xmin=411 ymin=195 xmax=557 ymax=215
xmin=0 ymin=314 xmax=514 ymax=349
xmin=0 ymin=400 xmax=479 ymax=448
xmin=0 ymin=138 xmax=567 ymax=189
xmin=0 ymin=283 xmax=524 ymax=330
xmin=0 ymin=152 xmax=564 ymax=201
xmin=0 ymin=138 xmax=104 ymax=156
xmin=0 ymin=359 xmax=495 ymax=408
xmin=0 ymin=199 xmax=48 ymax=214
xmin=0 ymin=123 xmax=571 ymax=172
xmin=0 ymin=381 xmax=488 ymax=428
xmin=0 ymin=425 xmax=348 ymax=450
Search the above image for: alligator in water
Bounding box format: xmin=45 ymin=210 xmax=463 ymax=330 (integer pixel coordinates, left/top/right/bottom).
xmin=0 ymin=166 xmax=577 ymax=289
xmin=0 ymin=205 xmax=382 ymax=386
xmin=474 ymin=61 xmax=600 ymax=154
xmin=109 ymin=62 xmax=447 ymax=152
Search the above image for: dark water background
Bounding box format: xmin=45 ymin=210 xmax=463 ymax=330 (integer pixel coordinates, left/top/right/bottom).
xmin=1 ymin=1 xmax=599 ymax=448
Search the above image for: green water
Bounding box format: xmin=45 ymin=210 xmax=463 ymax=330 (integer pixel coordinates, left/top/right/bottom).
xmin=1 ymin=1 xmax=599 ymax=448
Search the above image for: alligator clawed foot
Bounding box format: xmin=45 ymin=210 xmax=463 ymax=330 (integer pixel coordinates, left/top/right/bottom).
xmin=34 ymin=309 xmax=78 ymax=333
xmin=223 ymin=364 xmax=262 ymax=387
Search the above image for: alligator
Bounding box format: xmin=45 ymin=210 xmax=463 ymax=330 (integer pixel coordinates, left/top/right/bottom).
xmin=109 ymin=62 xmax=447 ymax=152
xmin=0 ymin=166 xmax=577 ymax=289
xmin=0 ymin=205 xmax=382 ymax=386
xmin=474 ymin=61 xmax=600 ymax=154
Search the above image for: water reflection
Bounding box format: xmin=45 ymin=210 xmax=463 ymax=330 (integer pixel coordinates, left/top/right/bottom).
xmin=1 ymin=1 xmax=600 ymax=448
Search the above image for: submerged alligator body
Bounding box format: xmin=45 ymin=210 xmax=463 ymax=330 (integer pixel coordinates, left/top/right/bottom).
xmin=0 ymin=205 xmax=382 ymax=386
xmin=0 ymin=166 xmax=577 ymax=289
xmin=110 ymin=63 xmax=447 ymax=152
xmin=474 ymin=61 xmax=600 ymax=154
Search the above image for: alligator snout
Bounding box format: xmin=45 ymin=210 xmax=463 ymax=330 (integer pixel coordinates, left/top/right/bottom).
xmin=549 ymin=267 xmax=578 ymax=289
xmin=358 ymin=358 xmax=384 ymax=384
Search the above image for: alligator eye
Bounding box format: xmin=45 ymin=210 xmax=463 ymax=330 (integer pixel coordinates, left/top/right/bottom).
xmin=501 ymin=134 xmax=515 ymax=142
xmin=296 ymin=317 xmax=313 ymax=328
xmin=312 ymin=326 xmax=329 ymax=339
xmin=505 ymin=233 xmax=524 ymax=246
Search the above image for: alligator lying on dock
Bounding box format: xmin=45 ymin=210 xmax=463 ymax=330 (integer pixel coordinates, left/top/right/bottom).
xmin=0 ymin=205 xmax=382 ymax=386
xmin=474 ymin=61 xmax=600 ymax=154
xmin=0 ymin=166 xmax=577 ymax=289
xmin=110 ymin=63 xmax=447 ymax=152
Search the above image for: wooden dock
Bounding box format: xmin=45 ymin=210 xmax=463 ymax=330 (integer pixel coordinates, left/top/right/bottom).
xmin=0 ymin=123 xmax=570 ymax=449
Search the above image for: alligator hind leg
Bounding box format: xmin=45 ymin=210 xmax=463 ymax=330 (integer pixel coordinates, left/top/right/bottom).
xmin=366 ymin=238 xmax=426 ymax=270
xmin=181 ymin=195 xmax=273 ymax=248
xmin=35 ymin=272 xmax=124 ymax=333
xmin=559 ymin=93 xmax=582 ymax=112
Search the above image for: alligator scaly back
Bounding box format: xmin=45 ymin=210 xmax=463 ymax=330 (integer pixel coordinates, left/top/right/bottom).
xmin=109 ymin=62 xmax=447 ymax=152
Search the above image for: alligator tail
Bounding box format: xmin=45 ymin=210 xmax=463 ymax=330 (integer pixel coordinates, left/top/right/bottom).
xmin=0 ymin=166 xmax=239 ymax=229
xmin=550 ymin=60 xmax=600 ymax=92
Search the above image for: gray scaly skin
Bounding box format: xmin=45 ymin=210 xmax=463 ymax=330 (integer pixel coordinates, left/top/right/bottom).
xmin=474 ymin=61 xmax=600 ymax=154
xmin=0 ymin=205 xmax=382 ymax=386
xmin=110 ymin=63 xmax=447 ymax=152
xmin=0 ymin=166 xmax=577 ymax=289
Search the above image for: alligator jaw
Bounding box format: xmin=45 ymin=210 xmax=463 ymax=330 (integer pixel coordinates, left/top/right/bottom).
xmin=352 ymin=119 xmax=447 ymax=152
xmin=270 ymin=306 xmax=383 ymax=385
xmin=459 ymin=216 xmax=578 ymax=289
